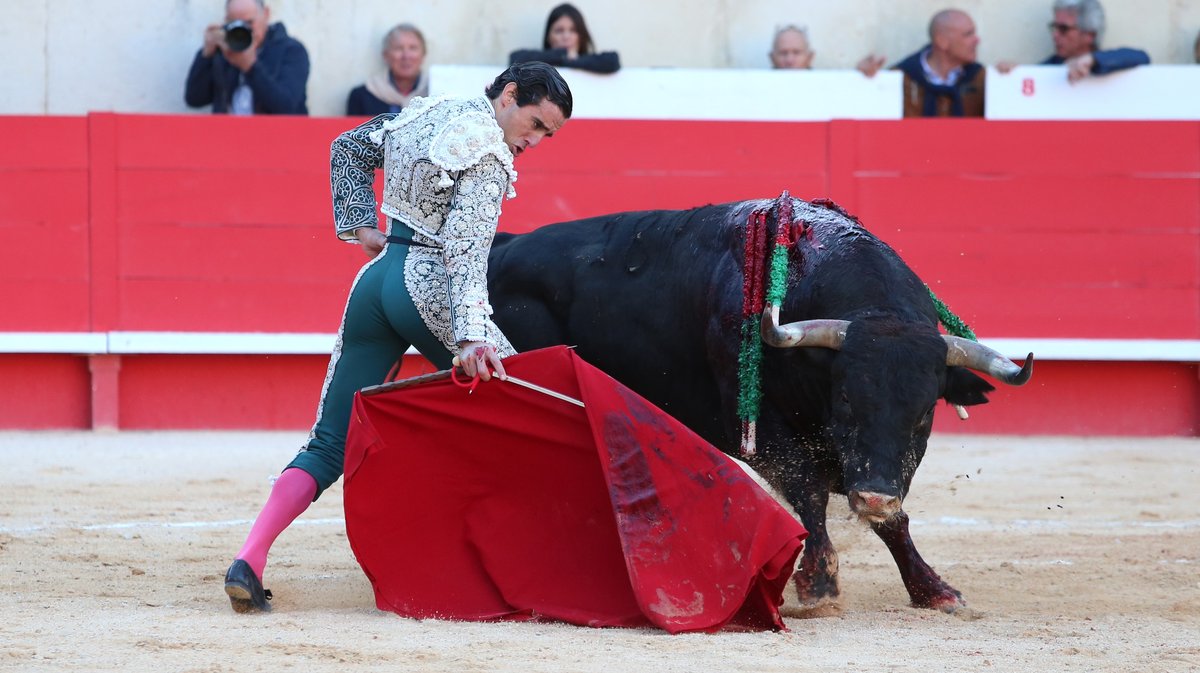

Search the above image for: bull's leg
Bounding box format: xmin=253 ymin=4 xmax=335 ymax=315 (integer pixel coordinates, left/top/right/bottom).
xmin=785 ymin=485 xmax=841 ymax=607
xmin=871 ymin=510 xmax=965 ymax=612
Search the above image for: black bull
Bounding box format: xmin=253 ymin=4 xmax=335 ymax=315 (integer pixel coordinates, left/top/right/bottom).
xmin=486 ymin=196 xmax=1033 ymax=612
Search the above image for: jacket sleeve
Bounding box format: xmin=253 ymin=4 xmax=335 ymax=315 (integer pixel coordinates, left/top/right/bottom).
xmin=330 ymin=114 xmax=393 ymax=241
xmin=441 ymin=154 xmax=510 ymax=345
xmin=508 ymin=47 xmax=621 ymax=74
xmin=246 ymin=40 xmax=310 ymax=114
xmin=184 ymin=50 xmax=216 ymax=108
xmin=509 ymin=48 xmax=567 ymax=66
xmin=1091 ymin=48 xmax=1151 ymax=75
xmin=568 ymin=51 xmax=621 ymax=74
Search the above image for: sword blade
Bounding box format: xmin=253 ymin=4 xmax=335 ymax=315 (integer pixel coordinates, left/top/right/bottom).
xmin=502 ymin=375 xmax=585 ymax=408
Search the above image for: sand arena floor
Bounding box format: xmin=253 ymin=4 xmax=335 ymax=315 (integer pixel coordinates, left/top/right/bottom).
xmin=1 ymin=431 xmax=1197 ymax=673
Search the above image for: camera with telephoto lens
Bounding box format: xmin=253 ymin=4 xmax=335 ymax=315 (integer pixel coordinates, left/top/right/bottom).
xmin=223 ymin=20 xmax=253 ymax=52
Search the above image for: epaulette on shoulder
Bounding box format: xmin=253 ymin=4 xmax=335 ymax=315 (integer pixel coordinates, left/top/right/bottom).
xmin=428 ymin=109 xmax=517 ymax=197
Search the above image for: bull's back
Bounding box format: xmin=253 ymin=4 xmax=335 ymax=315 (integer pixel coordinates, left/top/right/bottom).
xmin=488 ymin=204 xmax=748 ymax=442
xmin=489 ymin=204 xmax=742 ymax=339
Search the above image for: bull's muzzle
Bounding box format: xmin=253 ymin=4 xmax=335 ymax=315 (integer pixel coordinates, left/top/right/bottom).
xmin=848 ymin=490 xmax=902 ymax=523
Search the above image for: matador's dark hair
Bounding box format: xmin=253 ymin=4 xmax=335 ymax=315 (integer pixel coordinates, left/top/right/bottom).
xmin=484 ymin=61 xmax=573 ymax=118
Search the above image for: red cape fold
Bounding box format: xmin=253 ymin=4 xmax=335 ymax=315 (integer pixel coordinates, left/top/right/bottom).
xmin=343 ymin=345 xmax=806 ymax=633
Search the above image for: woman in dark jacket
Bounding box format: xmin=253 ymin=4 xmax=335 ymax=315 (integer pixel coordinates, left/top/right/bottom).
xmin=509 ymin=3 xmax=620 ymax=74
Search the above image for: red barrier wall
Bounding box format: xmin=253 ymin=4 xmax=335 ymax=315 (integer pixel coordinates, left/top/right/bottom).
xmin=0 ymin=114 xmax=1196 ymax=434
xmin=0 ymin=117 xmax=91 ymax=331
xmin=827 ymin=120 xmax=1200 ymax=339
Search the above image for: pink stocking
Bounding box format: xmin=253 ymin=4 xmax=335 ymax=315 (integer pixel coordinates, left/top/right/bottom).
xmin=235 ymin=467 xmax=318 ymax=580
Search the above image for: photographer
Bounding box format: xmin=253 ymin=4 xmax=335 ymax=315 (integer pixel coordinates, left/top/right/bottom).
xmin=184 ymin=0 xmax=310 ymax=115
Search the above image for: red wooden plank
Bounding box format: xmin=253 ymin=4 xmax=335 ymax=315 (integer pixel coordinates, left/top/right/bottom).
xmin=118 ymin=354 xmax=332 ymax=429
xmin=0 ymin=116 xmax=88 ymax=170
xmin=116 ymin=221 xmax=363 ymax=280
xmin=850 ymin=121 xmax=1200 ymax=175
xmin=0 ymin=354 xmax=90 ymax=429
xmin=503 ymin=174 xmax=829 ymax=230
xmin=116 ymin=169 xmax=333 ymax=227
xmin=932 ymin=284 xmax=1198 ymax=339
xmin=88 ymin=113 xmax=119 ymax=332
xmin=114 ymin=114 xmax=357 ymax=170
xmin=114 ymin=116 xmax=828 ymax=175
xmin=117 ymin=354 xmax=439 ymax=430
xmin=854 ymin=176 xmax=1200 ymax=233
xmin=0 ymin=171 xmax=89 ymax=227
xmin=933 ymin=361 xmax=1199 ymax=437
xmin=0 ymin=280 xmax=92 ymax=331
xmin=519 ymin=119 xmax=829 ymax=174
xmin=827 ymin=120 xmax=860 ymax=212
xmin=0 ymin=221 xmax=90 ymax=279
xmin=0 ymin=153 xmax=89 ymax=331
xmin=117 ymin=279 xmax=354 ymax=332
xmin=891 ymin=230 xmax=1198 ymax=288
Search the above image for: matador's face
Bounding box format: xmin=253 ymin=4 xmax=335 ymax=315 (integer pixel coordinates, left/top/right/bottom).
xmin=493 ymin=83 xmax=567 ymax=159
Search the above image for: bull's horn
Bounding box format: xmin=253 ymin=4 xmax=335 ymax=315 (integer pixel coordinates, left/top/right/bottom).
xmin=943 ymin=336 xmax=1034 ymax=386
xmin=760 ymin=305 xmax=848 ymax=350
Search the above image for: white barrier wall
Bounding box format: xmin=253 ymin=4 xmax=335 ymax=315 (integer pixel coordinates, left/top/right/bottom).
xmin=987 ymin=65 xmax=1200 ymax=120
xmin=0 ymin=0 xmax=1197 ymax=117
xmin=436 ymin=64 xmax=1199 ymax=121
xmin=430 ymin=66 xmax=904 ymax=121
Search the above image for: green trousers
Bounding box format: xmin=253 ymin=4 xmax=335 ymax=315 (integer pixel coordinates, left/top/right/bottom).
xmin=287 ymin=221 xmax=453 ymax=499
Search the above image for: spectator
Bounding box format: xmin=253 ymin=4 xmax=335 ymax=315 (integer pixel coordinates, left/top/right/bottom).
xmin=509 ymin=3 xmax=620 ymax=74
xmin=769 ymin=25 xmax=814 ymax=69
xmin=1195 ymin=29 xmax=1200 ymax=63
xmin=997 ymin=0 xmax=1150 ymax=82
xmin=858 ymin=9 xmax=985 ymax=118
xmin=184 ymin=0 xmax=309 ymax=115
xmin=347 ymin=24 xmax=430 ymax=116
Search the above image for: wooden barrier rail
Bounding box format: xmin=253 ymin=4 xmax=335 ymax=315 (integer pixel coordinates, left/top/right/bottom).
xmin=1 ymin=113 xmax=1196 ymax=434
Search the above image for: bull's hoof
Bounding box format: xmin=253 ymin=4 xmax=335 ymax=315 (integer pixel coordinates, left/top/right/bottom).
xmin=788 ymin=565 xmax=840 ymax=618
xmin=911 ymin=587 xmax=966 ymax=613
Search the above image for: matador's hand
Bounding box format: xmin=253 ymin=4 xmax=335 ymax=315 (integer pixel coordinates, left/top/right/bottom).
xmin=454 ymin=342 xmax=507 ymax=382
xmin=355 ymin=227 xmax=387 ymax=258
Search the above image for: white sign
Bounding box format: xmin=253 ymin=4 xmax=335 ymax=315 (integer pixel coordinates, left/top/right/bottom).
xmin=430 ymin=65 xmax=903 ymax=121
xmin=986 ymin=65 xmax=1200 ymax=121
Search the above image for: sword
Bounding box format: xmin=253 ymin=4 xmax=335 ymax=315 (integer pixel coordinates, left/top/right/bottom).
xmin=502 ymin=375 xmax=585 ymax=408
xmin=452 ymin=356 xmax=585 ymax=408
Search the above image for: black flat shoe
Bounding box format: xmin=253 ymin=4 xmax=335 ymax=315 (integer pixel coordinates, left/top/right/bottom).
xmin=224 ymin=559 xmax=272 ymax=613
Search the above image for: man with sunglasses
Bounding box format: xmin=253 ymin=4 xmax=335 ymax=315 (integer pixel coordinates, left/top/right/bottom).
xmin=999 ymin=0 xmax=1149 ymax=83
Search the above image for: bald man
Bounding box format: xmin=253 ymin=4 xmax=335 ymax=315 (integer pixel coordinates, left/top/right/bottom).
xmin=858 ymin=9 xmax=985 ymax=117
xmin=769 ymin=25 xmax=814 ymax=69
xmin=185 ymin=0 xmax=310 ymax=114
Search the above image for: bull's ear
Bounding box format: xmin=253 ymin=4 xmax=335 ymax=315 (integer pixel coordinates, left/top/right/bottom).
xmin=944 ymin=367 xmax=995 ymax=406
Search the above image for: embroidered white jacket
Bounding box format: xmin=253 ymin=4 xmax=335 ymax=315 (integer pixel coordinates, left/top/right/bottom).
xmin=330 ymin=95 xmax=517 ymax=346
